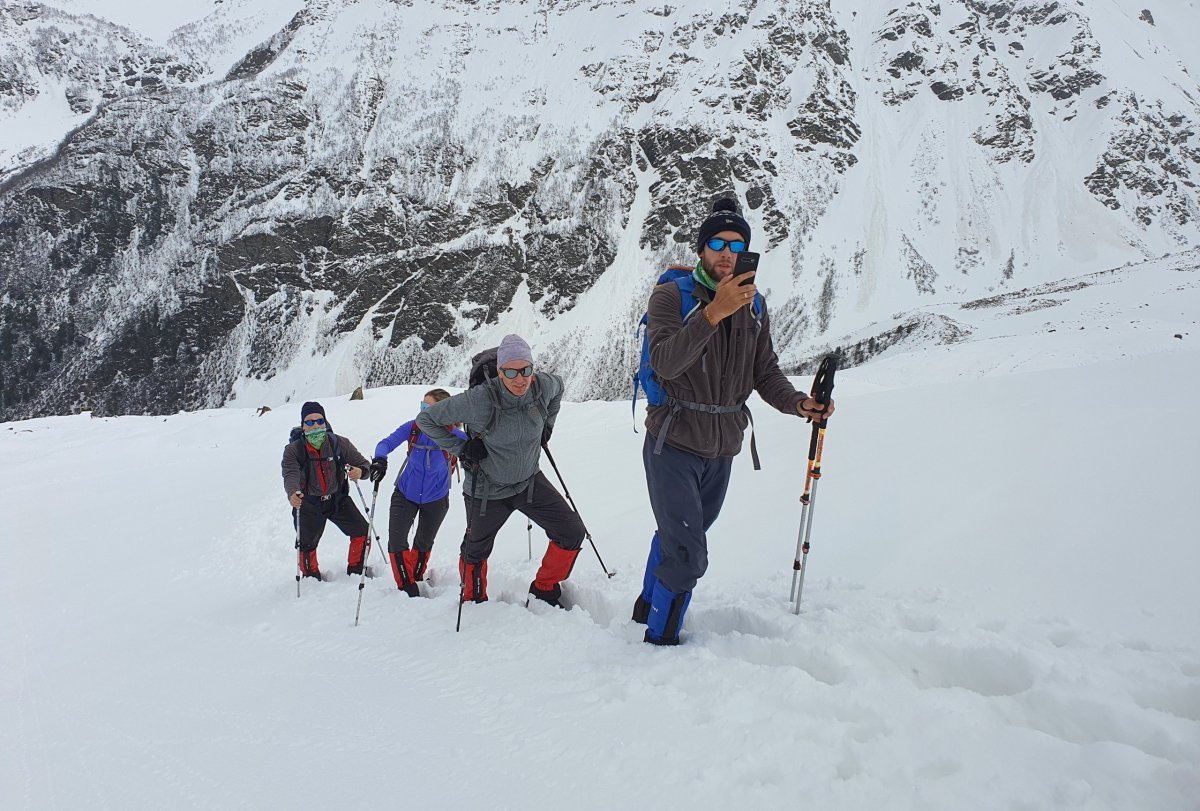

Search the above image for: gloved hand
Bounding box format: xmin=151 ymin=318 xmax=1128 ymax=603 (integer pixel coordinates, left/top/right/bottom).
xmin=541 ymin=425 xmax=553 ymax=446
xmin=369 ymin=456 xmax=388 ymax=483
xmin=459 ymin=436 xmax=489 ymax=469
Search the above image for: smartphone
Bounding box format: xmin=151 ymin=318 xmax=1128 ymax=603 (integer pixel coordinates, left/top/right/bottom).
xmin=734 ymin=251 xmax=759 ymax=286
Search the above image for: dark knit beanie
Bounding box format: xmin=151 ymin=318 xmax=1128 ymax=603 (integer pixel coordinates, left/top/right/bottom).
xmin=696 ymin=197 xmax=751 ymax=254
xmin=300 ymin=401 xmax=325 ymax=422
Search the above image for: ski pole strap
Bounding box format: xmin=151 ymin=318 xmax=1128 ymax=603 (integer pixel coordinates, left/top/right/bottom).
xmin=743 ymin=405 xmax=760 ymax=471
xmin=631 ymin=375 xmax=642 ymax=433
xmin=473 ymin=471 xmax=489 ymax=518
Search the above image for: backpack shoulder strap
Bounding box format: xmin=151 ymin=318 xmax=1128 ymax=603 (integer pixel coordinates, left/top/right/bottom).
xmin=328 ymin=433 xmax=348 ymax=489
xmin=477 ymin=379 xmax=502 ymax=438
xmin=532 ymin=376 xmax=550 ymax=422
xmin=673 ymin=275 xmax=704 ymax=325
xmin=407 ymin=424 xmax=421 ymax=455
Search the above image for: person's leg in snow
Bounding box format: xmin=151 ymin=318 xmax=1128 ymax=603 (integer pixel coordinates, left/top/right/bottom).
xmin=297 ymin=497 xmax=329 ymax=578
xmin=519 ymin=472 xmax=585 ymax=607
xmin=387 ymin=490 xmax=421 ymax=596
xmin=459 ymin=493 xmax=516 ymax=602
xmin=637 ymin=434 xmax=733 ymax=644
xmin=328 ymin=494 xmax=370 ymax=576
xmin=408 ymin=495 xmax=450 ymax=584
xmin=632 ymin=531 xmax=663 ymax=623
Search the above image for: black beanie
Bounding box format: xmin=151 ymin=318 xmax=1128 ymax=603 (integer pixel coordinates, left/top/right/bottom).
xmin=696 ymin=197 xmax=751 ymax=254
xmin=300 ymin=401 xmax=325 ymax=422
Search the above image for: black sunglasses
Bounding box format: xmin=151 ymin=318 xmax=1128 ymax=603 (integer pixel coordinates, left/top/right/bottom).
xmin=303 ymin=418 xmax=326 ymax=427
xmin=500 ymin=365 xmax=534 ymax=379
xmin=705 ymin=238 xmax=747 ymax=253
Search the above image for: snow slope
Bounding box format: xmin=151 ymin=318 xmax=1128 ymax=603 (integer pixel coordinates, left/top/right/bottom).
xmin=3 ymin=291 xmax=1198 ymax=808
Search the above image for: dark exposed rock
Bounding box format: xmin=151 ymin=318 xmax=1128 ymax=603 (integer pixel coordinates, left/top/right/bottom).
xmin=785 ymin=313 xmax=972 ymax=375
xmin=225 ymin=11 xmax=310 ymax=82
xmin=930 ymin=81 xmax=964 ymax=101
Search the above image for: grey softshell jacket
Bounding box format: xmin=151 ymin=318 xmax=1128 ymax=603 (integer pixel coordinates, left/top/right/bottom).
xmin=416 ymin=373 xmax=563 ymax=502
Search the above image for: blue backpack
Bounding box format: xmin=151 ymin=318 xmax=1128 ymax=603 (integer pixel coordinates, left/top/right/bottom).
xmin=632 ymin=265 xmax=763 ymax=413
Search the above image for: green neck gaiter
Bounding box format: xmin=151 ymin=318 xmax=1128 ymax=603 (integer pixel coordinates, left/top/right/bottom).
xmin=693 ymin=261 xmax=718 ymax=292
xmin=305 ymin=428 xmax=328 ymax=450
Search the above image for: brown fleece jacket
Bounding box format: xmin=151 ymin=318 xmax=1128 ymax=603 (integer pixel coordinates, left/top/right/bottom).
xmin=644 ymin=279 xmax=805 ymax=458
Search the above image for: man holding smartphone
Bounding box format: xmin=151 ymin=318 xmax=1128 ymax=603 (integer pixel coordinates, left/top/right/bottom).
xmin=634 ymin=197 xmax=835 ymax=645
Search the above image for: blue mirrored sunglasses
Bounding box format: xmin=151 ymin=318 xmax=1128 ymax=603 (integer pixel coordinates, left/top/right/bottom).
xmin=419 ymin=402 xmax=429 ymax=410
xmin=501 ymin=365 xmax=534 ymax=379
xmin=303 ymin=418 xmax=326 ymax=427
xmin=705 ymin=238 xmax=747 ymax=253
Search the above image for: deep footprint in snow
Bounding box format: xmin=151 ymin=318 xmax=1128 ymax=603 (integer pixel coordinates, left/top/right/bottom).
xmin=891 ymin=640 xmax=1039 ymax=697
xmin=1132 ymin=681 xmax=1200 ymax=722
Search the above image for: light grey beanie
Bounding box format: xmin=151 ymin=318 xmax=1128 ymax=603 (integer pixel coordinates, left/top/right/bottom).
xmin=496 ymin=334 xmax=533 ymax=367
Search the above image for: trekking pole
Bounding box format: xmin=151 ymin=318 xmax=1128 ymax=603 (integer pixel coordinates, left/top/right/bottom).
xmin=540 ymin=443 xmax=615 ymax=578
xmin=790 ymin=355 xmax=838 ymax=614
xmin=458 ymin=463 xmax=486 ymax=632
xmin=456 ymin=576 xmax=466 ymax=632
xmin=294 ymin=506 xmax=302 ymax=598
xmin=352 ymin=474 xmax=390 ymax=568
xmin=527 ymin=519 xmax=532 ymax=561
xmin=354 ymin=480 xmax=381 ymax=627
xmin=458 ymin=468 xmax=476 ymax=633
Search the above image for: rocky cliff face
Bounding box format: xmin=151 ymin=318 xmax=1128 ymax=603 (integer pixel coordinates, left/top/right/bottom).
xmin=1 ymin=0 xmax=1197 ymax=418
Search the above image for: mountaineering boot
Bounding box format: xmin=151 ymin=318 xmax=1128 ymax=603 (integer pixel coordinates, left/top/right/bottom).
xmin=389 ymin=552 xmax=420 ymax=597
xmin=528 ymin=583 xmax=562 ymax=607
xmin=633 ymin=532 xmax=663 ymax=623
xmin=645 ymin=580 xmax=691 ymax=646
xmin=413 ymin=548 xmax=430 ymax=582
xmin=459 ymin=556 xmax=488 ymax=603
xmin=632 ymin=595 xmax=651 ymax=624
xmin=347 ymin=535 xmax=368 ymax=576
xmin=528 ymin=542 xmax=580 ymax=607
xmin=301 ymin=549 xmax=321 ymax=579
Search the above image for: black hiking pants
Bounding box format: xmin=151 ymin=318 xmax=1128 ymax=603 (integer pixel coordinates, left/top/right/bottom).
xmin=296 ymin=493 xmax=369 ymax=552
xmin=388 ymin=491 xmax=450 ymax=554
xmin=460 ymin=472 xmax=585 ymax=564
xmin=643 ymin=433 xmax=734 ymax=593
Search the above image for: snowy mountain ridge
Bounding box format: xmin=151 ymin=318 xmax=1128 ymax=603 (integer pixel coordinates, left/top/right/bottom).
xmin=1 ymin=0 xmax=1198 ymax=419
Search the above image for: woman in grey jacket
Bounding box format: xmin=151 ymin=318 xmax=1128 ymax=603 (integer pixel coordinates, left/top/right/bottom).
xmin=416 ymin=334 xmax=584 ymax=607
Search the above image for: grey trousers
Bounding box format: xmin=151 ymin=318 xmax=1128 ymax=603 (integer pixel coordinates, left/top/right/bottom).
xmin=643 ymin=434 xmax=733 ymax=593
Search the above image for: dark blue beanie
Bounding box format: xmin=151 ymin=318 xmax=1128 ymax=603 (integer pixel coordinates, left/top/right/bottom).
xmin=696 ymin=197 xmax=751 ymax=254
xmin=300 ymin=401 xmax=325 ymax=422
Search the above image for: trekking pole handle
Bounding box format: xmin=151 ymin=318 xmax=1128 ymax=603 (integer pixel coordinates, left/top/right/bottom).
xmin=811 ymin=354 xmax=838 ymax=429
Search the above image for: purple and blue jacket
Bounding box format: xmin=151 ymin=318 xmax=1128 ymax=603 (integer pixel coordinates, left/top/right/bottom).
xmin=375 ymin=419 xmax=468 ymax=505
